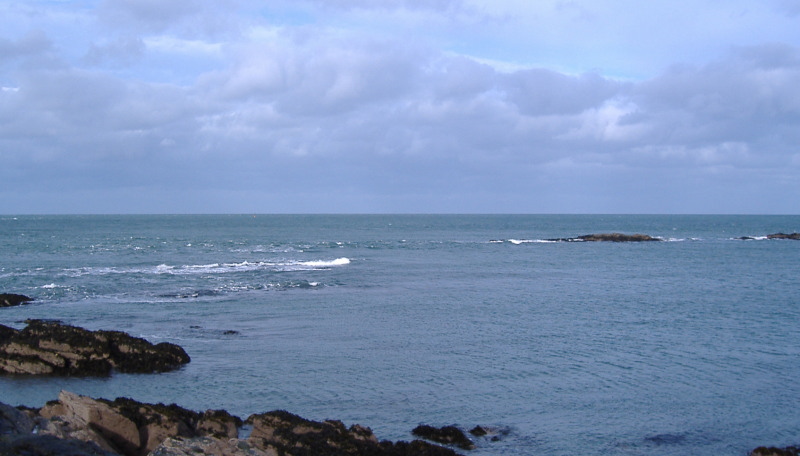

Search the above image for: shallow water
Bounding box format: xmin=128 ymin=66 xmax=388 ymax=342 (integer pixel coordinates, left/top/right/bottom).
xmin=1 ymin=214 xmax=799 ymax=455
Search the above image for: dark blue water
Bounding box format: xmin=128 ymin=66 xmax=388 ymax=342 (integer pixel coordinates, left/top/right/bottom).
xmin=1 ymin=215 xmax=799 ymax=455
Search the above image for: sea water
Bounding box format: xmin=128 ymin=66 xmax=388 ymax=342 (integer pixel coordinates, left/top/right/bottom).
xmin=1 ymin=214 xmax=798 ymax=455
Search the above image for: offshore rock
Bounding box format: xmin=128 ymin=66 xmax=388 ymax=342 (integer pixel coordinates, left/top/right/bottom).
xmin=247 ymin=411 xmax=461 ymax=456
xmin=766 ymin=233 xmax=800 ymax=240
xmin=412 ymin=425 xmax=475 ymax=450
xmin=0 ymin=293 xmax=33 ymax=308
xmin=0 ymin=320 xmax=190 ymax=376
xmin=548 ymin=233 xmax=662 ymax=242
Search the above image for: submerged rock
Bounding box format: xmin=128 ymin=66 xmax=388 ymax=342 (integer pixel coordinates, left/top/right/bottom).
xmin=766 ymin=233 xmax=800 ymax=240
xmin=0 ymin=320 xmax=190 ymax=376
xmin=412 ymin=424 xmax=475 ymax=450
xmin=0 ymin=293 xmax=33 ymax=308
xmin=751 ymin=446 xmax=800 ymax=456
xmin=468 ymin=425 xmax=510 ymax=442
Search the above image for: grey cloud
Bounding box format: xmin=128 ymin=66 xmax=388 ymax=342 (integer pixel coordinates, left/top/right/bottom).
xmin=0 ymin=30 xmax=51 ymax=62
xmin=98 ymin=0 xmax=204 ymax=31
xmin=84 ymin=36 xmax=145 ymax=66
xmin=95 ymin=0 xmax=240 ymax=37
xmin=632 ymin=44 xmax=800 ymax=153
xmin=426 ymin=55 xmax=496 ymax=101
xmin=501 ymin=69 xmax=624 ymax=116
xmin=301 ymin=0 xmax=462 ymax=12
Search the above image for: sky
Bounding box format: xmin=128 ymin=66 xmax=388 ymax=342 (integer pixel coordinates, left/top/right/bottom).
xmin=1 ymin=0 xmax=799 ymax=214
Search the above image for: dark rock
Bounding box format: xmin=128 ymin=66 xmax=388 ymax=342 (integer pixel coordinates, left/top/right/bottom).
xmin=0 ymin=293 xmax=33 ymax=308
xmin=468 ymin=425 xmax=510 ymax=442
xmin=0 ymin=434 xmax=118 ymax=456
xmin=222 ymin=330 xmax=240 ymax=335
xmin=644 ymin=433 xmax=685 ymax=445
xmin=577 ymin=233 xmax=661 ymax=242
xmin=0 ymin=402 xmax=35 ymax=435
xmin=0 ymin=321 xmax=190 ymax=376
xmin=412 ymin=425 xmax=475 ymax=450
xmin=751 ymin=446 xmax=800 ymax=456
xmin=547 ymin=233 xmax=661 ymax=242
xmin=248 ymin=411 xmax=462 ymax=456
xmin=767 ymin=233 xmax=800 ymax=240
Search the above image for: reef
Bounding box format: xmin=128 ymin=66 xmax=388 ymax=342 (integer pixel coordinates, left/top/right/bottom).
xmin=547 ymin=233 xmax=662 ymax=242
xmin=766 ymin=233 xmax=800 ymax=240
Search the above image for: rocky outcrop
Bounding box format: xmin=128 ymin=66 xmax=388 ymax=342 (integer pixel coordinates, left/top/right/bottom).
xmin=0 ymin=320 xmax=190 ymax=376
xmin=1 ymin=392 xmax=461 ymax=456
xmin=0 ymin=293 xmax=33 ymax=307
xmin=35 ymin=391 xmax=240 ymax=456
xmin=412 ymin=425 xmax=475 ymax=450
xmin=766 ymin=233 xmax=800 ymax=240
xmin=546 ymin=233 xmax=662 ymax=242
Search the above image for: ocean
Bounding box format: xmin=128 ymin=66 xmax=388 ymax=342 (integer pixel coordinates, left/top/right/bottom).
xmin=1 ymin=214 xmax=798 ymax=455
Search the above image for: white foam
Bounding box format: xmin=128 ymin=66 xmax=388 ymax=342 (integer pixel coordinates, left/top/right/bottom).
xmin=298 ymin=258 xmax=351 ymax=267
xmin=58 ymin=257 xmax=351 ymax=277
xmin=41 ymin=283 xmax=61 ymax=289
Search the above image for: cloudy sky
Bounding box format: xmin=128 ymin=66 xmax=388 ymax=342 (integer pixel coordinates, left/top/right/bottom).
xmin=2 ymin=0 xmax=799 ymax=214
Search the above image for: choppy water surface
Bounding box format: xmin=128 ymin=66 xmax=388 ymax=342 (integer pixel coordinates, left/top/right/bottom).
xmin=1 ymin=215 xmax=799 ymax=455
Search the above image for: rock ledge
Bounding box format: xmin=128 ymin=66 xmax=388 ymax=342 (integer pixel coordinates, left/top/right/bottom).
xmin=0 ymin=320 xmax=190 ymax=376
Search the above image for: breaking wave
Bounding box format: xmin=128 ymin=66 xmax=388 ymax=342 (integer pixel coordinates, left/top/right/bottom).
xmin=60 ymin=257 xmax=352 ymax=277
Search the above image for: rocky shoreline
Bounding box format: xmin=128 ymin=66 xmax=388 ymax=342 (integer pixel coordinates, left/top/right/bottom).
xmin=0 ymin=390 xmax=467 ymax=456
